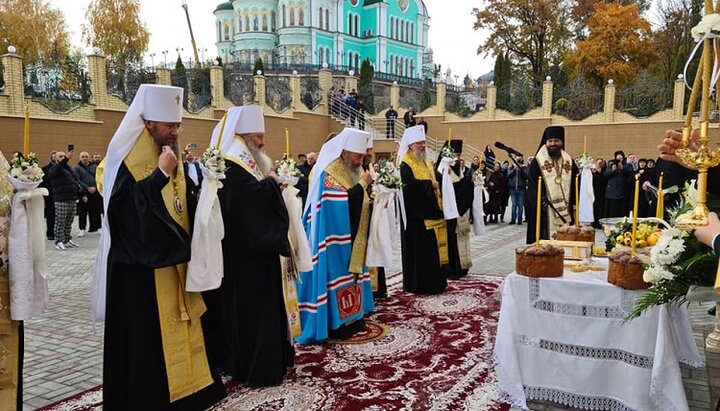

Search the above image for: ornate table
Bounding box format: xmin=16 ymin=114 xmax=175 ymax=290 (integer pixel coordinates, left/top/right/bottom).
xmin=494 ymin=263 xmax=704 ymax=410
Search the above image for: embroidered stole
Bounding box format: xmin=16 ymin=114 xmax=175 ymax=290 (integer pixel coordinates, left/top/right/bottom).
xmin=535 ymin=146 xmax=573 ymax=236
xmin=402 ymin=152 xmax=449 ymax=266
xmin=0 ymin=154 xmax=19 ymax=411
xmin=123 ymin=130 xmax=213 ymax=402
xmin=325 ymin=158 xmax=370 ymax=274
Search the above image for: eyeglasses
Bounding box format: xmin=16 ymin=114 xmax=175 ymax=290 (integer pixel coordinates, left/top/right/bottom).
xmin=162 ymin=123 xmax=183 ymax=132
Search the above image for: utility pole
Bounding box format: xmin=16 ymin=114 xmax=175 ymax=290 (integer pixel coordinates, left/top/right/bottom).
xmin=181 ymin=0 xmax=201 ymax=65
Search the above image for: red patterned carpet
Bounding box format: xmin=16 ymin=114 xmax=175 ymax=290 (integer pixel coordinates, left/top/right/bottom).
xmin=39 ymin=272 xmax=508 ymax=411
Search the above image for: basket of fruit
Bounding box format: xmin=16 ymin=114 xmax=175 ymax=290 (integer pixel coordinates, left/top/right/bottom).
xmin=603 ymin=217 xmax=670 ymax=255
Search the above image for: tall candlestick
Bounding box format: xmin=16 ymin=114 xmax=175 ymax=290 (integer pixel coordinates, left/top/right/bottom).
xmin=285 ymin=128 xmax=290 ymax=158
xmin=656 ymin=172 xmax=665 ymax=219
xmin=23 ymin=106 xmax=30 ymax=156
xmin=631 ymin=177 xmax=640 ymax=256
xmin=583 ymin=135 xmax=587 ymax=154
xmin=448 ymin=128 xmax=452 ymax=145
xmin=536 ymin=176 xmax=542 ymax=247
xmin=575 ymin=174 xmax=580 ymax=226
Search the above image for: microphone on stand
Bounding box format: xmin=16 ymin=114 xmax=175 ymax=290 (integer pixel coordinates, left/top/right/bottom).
xmin=494 ymin=141 xmax=523 ymax=157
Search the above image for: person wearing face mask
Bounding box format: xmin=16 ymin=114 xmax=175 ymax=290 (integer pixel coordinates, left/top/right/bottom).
xmin=525 ymin=126 xmax=580 ymax=244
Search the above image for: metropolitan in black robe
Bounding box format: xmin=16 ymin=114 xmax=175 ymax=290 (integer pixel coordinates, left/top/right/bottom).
xmin=202 ymin=161 xmax=295 ymax=387
xmin=104 ymin=164 xmax=225 ymax=410
xmin=400 ymin=159 xmax=448 ymax=295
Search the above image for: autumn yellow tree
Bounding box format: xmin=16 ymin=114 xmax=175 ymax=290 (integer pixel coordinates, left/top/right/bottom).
xmin=83 ymin=0 xmax=149 ymax=82
xmin=0 ymin=0 xmax=70 ymax=64
xmin=564 ymin=2 xmax=656 ymax=88
xmin=473 ymin=0 xmax=573 ymax=82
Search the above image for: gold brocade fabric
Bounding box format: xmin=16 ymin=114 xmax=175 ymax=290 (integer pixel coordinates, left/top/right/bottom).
xmin=123 ymin=131 xmax=213 ymax=402
xmin=535 ymin=146 xmax=573 ymax=236
xmin=280 ymin=257 xmax=302 ymax=339
xmin=325 ymin=158 xmax=371 ymax=275
xmin=402 ymin=152 xmax=449 ymax=266
xmin=0 ymin=152 xmax=19 ymax=411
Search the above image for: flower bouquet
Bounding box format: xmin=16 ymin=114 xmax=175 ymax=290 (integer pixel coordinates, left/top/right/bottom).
xmin=625 ymin=180 xmax=720 ymax=321
xmin=186 ymin=146 xmax=227 ymax=292
xmin=7 ymin=152 xmax=49 ymax=320
xmin=367 ymin=158 xmax=402 ymax=268
xmin=8 ymin=152 xmax=44 ymax=190
xmin=276 ymin=157 xmax=303 ymax=186
xmin=440 ymin=144 xmax=456 ymax=162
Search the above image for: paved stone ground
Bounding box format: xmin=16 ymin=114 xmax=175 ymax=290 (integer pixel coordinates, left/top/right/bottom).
xmin=22 ymin=217 xmax=718 ymax=410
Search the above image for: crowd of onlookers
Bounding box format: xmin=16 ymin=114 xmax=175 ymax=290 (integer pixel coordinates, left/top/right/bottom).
xmin=39 ymin=150 xmax=103 ymax=250
xmin=328 ymin=86 xmax=366 ymax=130
xmin=467 ymin=146 xmax=660 ymax=228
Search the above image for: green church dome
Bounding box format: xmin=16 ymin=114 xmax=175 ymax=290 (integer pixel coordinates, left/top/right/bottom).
xmin=214 ymin=2 xmax=233 ymax=13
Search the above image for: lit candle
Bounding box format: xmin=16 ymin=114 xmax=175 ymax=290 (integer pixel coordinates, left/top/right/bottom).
xmin=575 ymin=174 xmax=580 ymax=227
xmin=536 ymin=176 xmax=542 ymax=248
xmin=448 ymin=128 xmax=452 ymax=145
xmin=583 ymin=135 xmax=587 ymax=154
xmin=631 ymin=176 xmax=640 ymax=256
xmin=285 ymin=128 xmax=290 ymax=158
xmin=23 ymin=105 xmax=30 ymax=156
xmin=656 ymin=172 xmax=665 ymax=219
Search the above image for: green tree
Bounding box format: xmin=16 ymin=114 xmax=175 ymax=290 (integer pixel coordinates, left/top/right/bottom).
xmin=0 ymin=0 xmax=70 ymax=64
xmin=473 ymin=0 xmax=573 ymax=82
xmin=253 ymin=58 xmax=265 ymax=74
xmin=420 ymin=77 xmax=432 ymax=112
xmin=358 ymin=58 xmax=375 ymax=113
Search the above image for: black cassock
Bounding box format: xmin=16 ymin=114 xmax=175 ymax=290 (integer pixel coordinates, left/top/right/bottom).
xmin=400 ymin=163 xmax=448 ymax=294
xmin=202 ymin=162 xmax=295 ymax=387
xmin=104 ymin=164 xmax=225 ymax=410
xmin=525 ymin=158 xmax=579 ymax=244
xmin=443 ymin=166 xmax=475 ymax=279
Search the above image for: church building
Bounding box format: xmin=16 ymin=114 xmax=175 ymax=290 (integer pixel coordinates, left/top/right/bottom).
xmin=214 ymin=0 xmax=430 ymax=78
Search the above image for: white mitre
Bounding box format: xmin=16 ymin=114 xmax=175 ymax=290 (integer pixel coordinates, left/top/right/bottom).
xmin=396 ymin=125 xmax=426 ymax=163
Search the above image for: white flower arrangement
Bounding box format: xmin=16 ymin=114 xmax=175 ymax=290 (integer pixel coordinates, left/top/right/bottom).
xmin=201 ymin=146 xmax=227 ymax=176
xmin=276 ymin=157 xmax=303 ymax=186
xmin=472 ymin=168 xmax=485 ymax=185
xmin=578 ymin=152 xmax=595 ymax=170
xmin=9 ymin=152 xmax=44 ymax=183
xmin=441 ymin=144 xmax=456 ymax=161
xmin=691 ymin=13 xmax=720 ymax=41
xmin=374 ymin=158 xmax=403 ymax=190
xmin=643 ymin=228 xmax=688 ymax=283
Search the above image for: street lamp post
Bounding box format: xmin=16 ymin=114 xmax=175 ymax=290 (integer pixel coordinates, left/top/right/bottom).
xmin=149 ymin=53 xmax=155 ymax=70
xmin=454 ymin=74 xmax=459 ymax=89
xmin=162 ymin=50 xmax=168 ymax=67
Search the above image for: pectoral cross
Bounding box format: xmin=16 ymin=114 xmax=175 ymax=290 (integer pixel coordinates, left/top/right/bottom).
xmin=175 ymin=94 xmax=181 ymax=105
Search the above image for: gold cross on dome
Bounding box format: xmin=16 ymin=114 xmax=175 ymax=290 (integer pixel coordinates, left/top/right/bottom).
xmin=175 ymin=95 xmax=181 ymax=105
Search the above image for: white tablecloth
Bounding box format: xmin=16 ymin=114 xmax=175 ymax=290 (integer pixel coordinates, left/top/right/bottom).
xmin=494 ymin=262 xmax=704 ymax=411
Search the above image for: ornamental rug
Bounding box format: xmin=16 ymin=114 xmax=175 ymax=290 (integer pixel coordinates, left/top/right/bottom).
xmin=38 ymin=272 xmax=509 ymax=411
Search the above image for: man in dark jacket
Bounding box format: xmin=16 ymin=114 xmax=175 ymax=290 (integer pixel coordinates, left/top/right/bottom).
xmin=49 ymin=151 xmax=82 ymax=250
xmin=603 ymin=150 xmax=633 ymax=218
xmin=40 ymin=151 xmax=57 ymax=240
xmin=74 ymin=152 xmax=101 ymax=236
xmin=385 ymin=106 xmax=398 ymax=139
xmin=507 ymin=155 xmax=528 ymax=225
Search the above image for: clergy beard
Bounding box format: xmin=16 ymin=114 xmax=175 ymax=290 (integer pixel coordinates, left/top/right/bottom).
xmin=548 ymin=147 xmax=562 ymax=160
xmin=247 ymin=145 xmax=273 ymax=176
xmin=155 ymin=139 xmax=180 ymax=158
xmin=343 ymin=158 xmax=361 ymax=184
xmin=412 ymin=149 xmax=426 ymax=162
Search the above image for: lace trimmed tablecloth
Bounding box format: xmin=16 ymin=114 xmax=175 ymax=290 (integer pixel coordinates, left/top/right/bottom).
xmin=494 ymin=263 xmax=704 ymax=411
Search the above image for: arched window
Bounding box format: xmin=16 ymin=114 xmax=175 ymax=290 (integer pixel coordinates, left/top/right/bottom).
xmin=245 ymin=12 xmax=250 ymax=32
xmin=319 ymin=7 xmax=323 ymax=29
xmin=289 ymin=5 xmax=295 ymax=26
xmin=410 ymin=23 xmax=414 ymax=43
xmin=390 ymin=17 xmax=394 ymax=38
xmin=325 ymin=48 xmax=330 ymax=65
xmin=290 ymin=47 xmax=297 ymax=64
xmin=325 ymin=9 xmax=329 ymax=30
xmin=410 ymin=60 xmax=415 ymax=77
xmin=224 ymin=21 xmax=230 ymax=40
xmin=282 ymin=4 xmax=286 ymax=27
xmin=355 ymin=15 xmax=359 ymax=36
xmin=299 ymin=47 xmax=306 ymax=64
xmin=271 ymin=11 xmax=276 ymax=31
xmin=354 ymin=53 xmax=359 ymax=69
xmin=299 ymin=5 xmax=304 ymax=25
xmin=348 ymin=14 xmax=352 ymax=35
xmin=262 ymin=10 xmax=268 ymax=31
xmin=253 ymin=10 xmax=259 ymax=30
xmin=216 ymin=21 xmax=221 ymax=42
